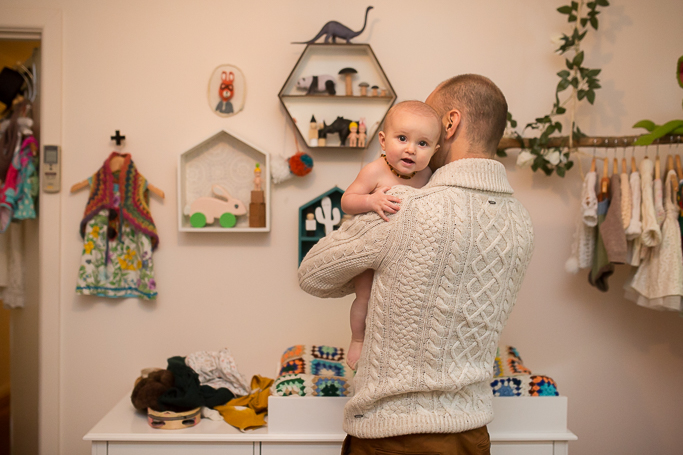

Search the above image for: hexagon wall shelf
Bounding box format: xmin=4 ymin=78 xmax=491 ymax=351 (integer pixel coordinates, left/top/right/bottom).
xmin=279 ymin=44 xmax=396 ymax=149
xmin=177 ymin=130 xmax=270 ymax=232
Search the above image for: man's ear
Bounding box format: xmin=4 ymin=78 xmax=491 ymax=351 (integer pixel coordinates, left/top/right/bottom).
xmin=378 ymin=131 xmax=386 ymax=150
xmin=443 ymin=109 xmax=461 ymax=141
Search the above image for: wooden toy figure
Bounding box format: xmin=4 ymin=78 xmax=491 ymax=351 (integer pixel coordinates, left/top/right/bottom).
xmin=305 ymin=212 xmax=316 ymax=236
xmin=380 ymin=88 xmax=387 ymax=97
xmin=308 ymin=115 xmax=319 ymax=147
xmin=359 ymin=82 xmax=369 ymax=96
xmin=250 ymin=163 xmax=266 ymax=227
xmin=348 ymin=122 xmax=359 ymax=147
xmin=253 ymin=163 xmax=262 ymax=191
xmin=358 ymin=119 xmax=367 ymax=148
xmin=318 ymin=128 xmax=327 ymax=147
xmin=371 ymin=85 xmax=379 ymax=97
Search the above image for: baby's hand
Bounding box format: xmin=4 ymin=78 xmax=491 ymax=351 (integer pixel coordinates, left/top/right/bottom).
xmin=368 ymin=187 xmax=401 ymax=222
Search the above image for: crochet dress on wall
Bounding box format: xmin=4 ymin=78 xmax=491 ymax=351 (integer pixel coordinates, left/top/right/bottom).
xmin=76 ymin=152 xmax=159 ymax=300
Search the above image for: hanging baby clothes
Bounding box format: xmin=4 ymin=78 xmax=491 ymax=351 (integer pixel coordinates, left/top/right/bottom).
xmin=625 ymin=170 xmax=683 ymax=311
xmin=0 ymin=136 xmax=39 ymax=231
xmin=639 ymin=158 xmax=661 ymax=258
xmin=599 ymin=173 xmax=627 ymax=264
xmin=620 ymin=170 xmax=632 ymax=230
xmin=589 ymin=175 xmax=613 ymax=291
xmin=566 ymin=171 xmax=597 ymax=272
xmin=1 ymin=222 xmax=24 ymax=308
xmin=625 ymin=169 xmax=642 ymax=266
xmin=76 ymin=152 xmax=159 ymax=300
xmin=653 ymin=173 xmax=665 ymax=226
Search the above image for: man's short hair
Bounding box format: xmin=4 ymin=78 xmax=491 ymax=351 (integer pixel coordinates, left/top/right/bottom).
xmin=432 ymin=74 xmax=507 ymax=155
xmin=384 ymin=100 xmax=440 ymax=131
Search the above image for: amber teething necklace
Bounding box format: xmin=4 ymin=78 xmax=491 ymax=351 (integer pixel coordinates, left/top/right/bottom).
xmin=382 ymin=154 xmax=416 ymax=179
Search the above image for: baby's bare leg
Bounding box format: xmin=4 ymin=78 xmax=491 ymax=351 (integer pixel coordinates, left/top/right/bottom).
xmin=348 ymin=269 xmax=374 ymax=370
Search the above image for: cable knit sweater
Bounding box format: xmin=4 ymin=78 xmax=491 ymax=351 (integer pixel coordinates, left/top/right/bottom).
xmin=298 ymin=158 xmax=535 ymax=439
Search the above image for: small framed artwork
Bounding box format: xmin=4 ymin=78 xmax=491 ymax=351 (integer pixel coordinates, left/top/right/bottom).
xmin=208 ymin=64 xmax=246 ymax=117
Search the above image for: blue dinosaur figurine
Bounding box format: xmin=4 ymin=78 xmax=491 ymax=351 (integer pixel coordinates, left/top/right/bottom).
xmin=292 ymin=6 xmax=373 ymax=44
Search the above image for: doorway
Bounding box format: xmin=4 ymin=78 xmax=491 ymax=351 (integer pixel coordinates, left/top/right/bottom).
xmin=0 ymin=38 xmax=41 ymax=455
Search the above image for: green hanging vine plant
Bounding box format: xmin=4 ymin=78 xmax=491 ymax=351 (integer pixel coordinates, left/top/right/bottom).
xmin=499 ymin=0 xmax=610 ymax=177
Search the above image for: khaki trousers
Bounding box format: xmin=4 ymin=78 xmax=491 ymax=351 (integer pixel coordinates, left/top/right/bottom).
xmin=341 ymin=426 xmax=491 ymax=455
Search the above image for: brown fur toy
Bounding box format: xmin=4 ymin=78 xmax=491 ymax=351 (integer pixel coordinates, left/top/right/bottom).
xmin=131 ymin=369 xmax=174 ymax=411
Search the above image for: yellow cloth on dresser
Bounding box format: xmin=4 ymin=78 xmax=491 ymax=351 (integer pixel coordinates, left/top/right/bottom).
xmin=215 ymin=375 xmax=273 ymax=431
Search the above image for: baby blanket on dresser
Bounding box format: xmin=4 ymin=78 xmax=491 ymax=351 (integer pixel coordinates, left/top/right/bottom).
xmin=491 ymin=346 xmax=559 ymax=397
xmin=273 ymin=344 xmax=558 ymax=398
xmin=273 ymin=345 xmax=354 ymax=397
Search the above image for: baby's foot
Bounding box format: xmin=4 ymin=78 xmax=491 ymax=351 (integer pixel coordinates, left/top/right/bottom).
xmin=347 ymin=340 xmax=364 ymax=370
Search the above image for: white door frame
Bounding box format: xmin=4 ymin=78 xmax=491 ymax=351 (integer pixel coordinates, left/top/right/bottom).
xmin=0 ymin=8 xmax=62 ymax=455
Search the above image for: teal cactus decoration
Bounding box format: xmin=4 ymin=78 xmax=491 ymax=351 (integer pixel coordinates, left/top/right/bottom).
xmin=314 ymin=196 xmax=340 ymax=235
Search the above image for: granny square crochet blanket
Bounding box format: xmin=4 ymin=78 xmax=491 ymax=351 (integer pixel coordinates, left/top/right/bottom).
xmin=273 ymin=345 xmax=558 ymax=398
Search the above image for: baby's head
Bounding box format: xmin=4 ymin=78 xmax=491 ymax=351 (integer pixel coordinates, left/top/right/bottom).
xmin=379 ymin=101 xmax=442 ymax=175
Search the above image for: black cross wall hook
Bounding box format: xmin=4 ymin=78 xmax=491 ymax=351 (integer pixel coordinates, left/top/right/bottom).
xmin=111 ymin=130 xmax=126 ymax=146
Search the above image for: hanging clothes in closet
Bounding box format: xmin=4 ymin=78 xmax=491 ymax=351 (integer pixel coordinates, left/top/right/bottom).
xmin=0 ymin=61 xmax=39 ymax=309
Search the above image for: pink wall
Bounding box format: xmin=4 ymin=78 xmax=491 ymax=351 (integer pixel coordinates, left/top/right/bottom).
xmin=2 ymin=0 xmax=681 ymax=453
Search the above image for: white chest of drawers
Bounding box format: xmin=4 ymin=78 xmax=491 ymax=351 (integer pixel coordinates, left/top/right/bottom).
xmin=85 ymin=395 xmax=576 ymax=455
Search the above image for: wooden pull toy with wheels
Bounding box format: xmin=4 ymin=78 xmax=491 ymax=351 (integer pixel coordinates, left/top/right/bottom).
xmin=185 ymin=185 xmax=247 ymax=228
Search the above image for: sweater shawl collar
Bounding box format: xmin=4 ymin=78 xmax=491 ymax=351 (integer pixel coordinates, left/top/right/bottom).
xmin=425 ymin=158 xmax=514 ymax=194
xmin=80 ymin=152 xmax=159 ymax=250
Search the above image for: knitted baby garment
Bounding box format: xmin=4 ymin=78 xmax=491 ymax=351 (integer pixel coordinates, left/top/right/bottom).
xmin=625 ymin=171 xmax=642 ymax=240
xmin=620 ymin=171 xmax=632 ymax=230
xmin=566 ymin=171 xmax=597 ymax=272
xmin=589 ymin=177 xmax=614 ymax=291
xmin=654 ymin=177 xmax=665 ymax=226
xmin=599 ymin=173 xmax=627 ymax=264
xmin=639 ymin=158 xmax=662 ymax=248
xmin=626 ymin=170 xmax=683 ymax=311
xmin=299 ymin=158 xmax=534 ymax=439
xmin=625 ymin=170 xmax=643 ymax=266
xmin=76 ymin=152 xmax=159 ymax=299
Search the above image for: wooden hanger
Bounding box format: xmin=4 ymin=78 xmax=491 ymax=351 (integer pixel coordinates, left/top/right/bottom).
xmin=70 ymin=131 xmax=164 ymax=199
xmin=631 ymin=156 xmax=637 ymax=173
xmin=110 ymin=155 xmax=124 ymax=172
xmin=655 ymin=155 xmax=661 ymax=180
xmin=590 ymin=156 xmax=596 ymax=172
xmin=664 ymin=156 xmax=677 ymax=197
xmin=676 ymin=155 xmax=683 ymax=181
xmin=70 ymin=153 xmax=165 ymax=198
xmin=600 ymin=157 xmax=610 ymax=194
xmin=70 ymin=180 xmax=164 ymax=198
xmin=613 ymin=157 xmax=619 ymax=175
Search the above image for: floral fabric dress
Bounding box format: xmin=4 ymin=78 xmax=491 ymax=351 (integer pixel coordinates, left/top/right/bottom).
xmin=76 ymin=180 xmax=157 ymax=299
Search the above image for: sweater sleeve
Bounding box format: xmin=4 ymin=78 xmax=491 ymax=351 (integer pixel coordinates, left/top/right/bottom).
xmin=298 ymin=202 xmax=397 ymax=299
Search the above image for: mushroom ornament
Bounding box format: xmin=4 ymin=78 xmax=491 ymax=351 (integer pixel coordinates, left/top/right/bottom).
xmin=339 ymin=68 xmax=358 ymax=96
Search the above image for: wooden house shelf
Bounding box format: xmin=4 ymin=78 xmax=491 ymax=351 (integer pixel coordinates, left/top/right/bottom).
xmin=177 ymin=130 xmax=271 ymax=233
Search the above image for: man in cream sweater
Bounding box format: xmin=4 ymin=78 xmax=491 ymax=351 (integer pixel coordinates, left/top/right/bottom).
xmin=298 ymin=74 xmax=534 ymax=454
